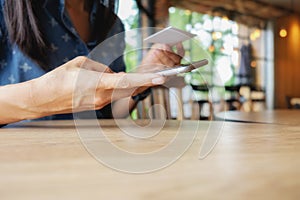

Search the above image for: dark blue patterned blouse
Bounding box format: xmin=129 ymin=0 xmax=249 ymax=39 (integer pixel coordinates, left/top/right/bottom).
xmin=0 ymin=0 xmax=126 ymax=122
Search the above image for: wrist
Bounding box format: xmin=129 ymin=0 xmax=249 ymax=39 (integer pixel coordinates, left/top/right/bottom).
xmin=131 ymin=88 xmax=152 ymax=102
xmin=0 ymin=80 xmax=42 ymax=124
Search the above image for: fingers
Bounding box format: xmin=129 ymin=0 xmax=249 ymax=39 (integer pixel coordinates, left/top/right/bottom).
xmin=176 ymin=43 xmax=185 ymax=58
xmin=97 ymin=73 xmax=166 ymax=89
xmin=151 ymin=43 xmax=172 ymax=51
xmin=152 ymin=50 xmax=175 ymax=67
xmin=70 ymin=56 xmax=165 ymax=91
xmin=146 ymin=48 xmax=180 ymax=68
xmin=150 ymin=44 xmax=183 ymax=67
xmin=162 ymin=50 xmax=182 ymax=65
xmin=161 ymin=43 xmax=184 ymax=65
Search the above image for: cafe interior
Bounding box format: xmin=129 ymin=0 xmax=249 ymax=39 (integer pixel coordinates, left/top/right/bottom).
xmin=0 ymin=0 xmax=299 ymax=199
xmin=118 ymin=0 xmax=300 ymax=120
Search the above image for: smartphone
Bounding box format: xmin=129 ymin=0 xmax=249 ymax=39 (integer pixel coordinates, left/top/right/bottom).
xmin=155 ymin=59 xmax=208 ymax=76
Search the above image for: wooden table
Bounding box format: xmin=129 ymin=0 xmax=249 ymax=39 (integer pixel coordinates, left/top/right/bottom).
xmin=215 ymin=109 xmax=300 ymax=125
xmin=0 ymin=119 xmax=299 ymax=200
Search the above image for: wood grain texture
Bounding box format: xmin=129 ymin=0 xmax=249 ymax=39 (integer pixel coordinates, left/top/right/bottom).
xmin=0 ymin=119 xmax=299 ymax=200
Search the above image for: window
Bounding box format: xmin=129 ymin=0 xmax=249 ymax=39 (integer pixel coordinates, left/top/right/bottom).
xmin=169 ymin=7 xmax=272 ymax=113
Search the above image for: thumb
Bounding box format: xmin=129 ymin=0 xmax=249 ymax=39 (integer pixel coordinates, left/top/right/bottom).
xmin=176 ymin=42 xmax=185 ymax=58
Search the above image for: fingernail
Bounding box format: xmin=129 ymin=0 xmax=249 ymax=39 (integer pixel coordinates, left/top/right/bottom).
xmin=152 ymin=77 xmax=165 ymax=84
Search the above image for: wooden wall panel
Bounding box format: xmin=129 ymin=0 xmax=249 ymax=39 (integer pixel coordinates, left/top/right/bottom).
xmin=275 ymin=14 xmax=300 ymax=108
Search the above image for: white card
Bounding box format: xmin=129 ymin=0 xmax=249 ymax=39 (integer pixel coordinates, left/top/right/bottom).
xmin=144 ymin=26 xmax=197 ymax=46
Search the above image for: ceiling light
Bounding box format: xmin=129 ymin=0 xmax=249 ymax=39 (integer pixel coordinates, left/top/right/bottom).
xmin=279 ymin=28 xmax=288 ymax=38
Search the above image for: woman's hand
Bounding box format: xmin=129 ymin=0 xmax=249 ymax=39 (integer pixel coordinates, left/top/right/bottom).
xmin=32 ymin=56 xmax=166 ymax=115
xmin=137 ymin=43 xmax=185 ymax=73
xmin=127 ymin=43 xmax=185 ymax=104
xmin=0 ymin=56 xmax=166 ymax=123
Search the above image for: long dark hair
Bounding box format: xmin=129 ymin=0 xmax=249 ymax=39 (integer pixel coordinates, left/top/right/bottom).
xmin=3 ymin=0 xmax=118 ymax=69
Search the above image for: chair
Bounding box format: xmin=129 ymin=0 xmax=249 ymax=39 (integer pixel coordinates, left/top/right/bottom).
xmin=286 ymin=96 xmax=300 ymax=109
xmin=190 ymin=84 xmax=213 ymax=120
xmin=249 ymin=85 xmax=266 ymax=111
xmin=224 ymin=85 xmax=242 ymax=111
xmin=135 ymin=76 xmax=186 ymax=120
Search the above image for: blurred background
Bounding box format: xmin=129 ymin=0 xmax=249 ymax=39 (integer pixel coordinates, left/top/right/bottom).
xmin=117 ymin=0 xmax=300 ymax=120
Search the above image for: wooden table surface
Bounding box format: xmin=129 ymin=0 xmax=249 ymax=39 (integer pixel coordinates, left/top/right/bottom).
xmin=215 ymin=109 xmax=300 ymax=125
xmin=0 ymin=119 xmax=299 ymax=200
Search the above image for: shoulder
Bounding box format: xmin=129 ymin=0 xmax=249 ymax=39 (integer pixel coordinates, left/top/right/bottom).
xmin=109 ymin=16 xmax=125 ymax=35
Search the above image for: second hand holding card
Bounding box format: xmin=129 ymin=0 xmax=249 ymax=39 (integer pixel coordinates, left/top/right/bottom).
xmin=144 ymin=27 xmax=207 ymax=76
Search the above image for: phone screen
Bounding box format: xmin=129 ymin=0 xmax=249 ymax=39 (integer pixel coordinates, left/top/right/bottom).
xmin=156 ymin=59 xmax=208 ymax=76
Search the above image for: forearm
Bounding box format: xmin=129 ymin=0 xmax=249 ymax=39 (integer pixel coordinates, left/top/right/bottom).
xmin=111 ymin=87 xmax=152 ymax=118
xmin=0 ymin=80 xmax=44 ymax=124
xmin=111 ymin=97 xmax=137 ymax=118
